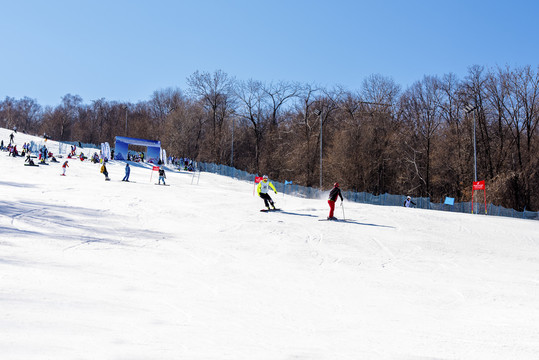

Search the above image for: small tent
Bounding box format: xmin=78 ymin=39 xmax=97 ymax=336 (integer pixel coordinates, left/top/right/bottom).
xmin=114 ymin=136 xmax=161 ymax=163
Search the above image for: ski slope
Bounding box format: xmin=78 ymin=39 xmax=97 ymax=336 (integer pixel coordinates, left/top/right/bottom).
xmin=1 ymin=128 xmax=539 ymax=359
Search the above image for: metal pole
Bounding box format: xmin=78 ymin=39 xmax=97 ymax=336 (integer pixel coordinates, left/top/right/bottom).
xmin=473 ymin=110 xmax=477 ymax=182
xmin=231 ymin=117 xmax=234 ymax=167
xmin=125 ymin=106 xmax=128 ymax=136
xmin=320 ymin=110 xmax=323 ymax=188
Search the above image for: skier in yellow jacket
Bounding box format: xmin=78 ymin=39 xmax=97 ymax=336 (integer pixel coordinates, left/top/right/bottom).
xmin=257 ymin=175 xmax=277 ymax=210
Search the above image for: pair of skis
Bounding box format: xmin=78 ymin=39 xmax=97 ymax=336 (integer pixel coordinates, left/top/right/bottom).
xmin=318 ymin=218 xmax=349 ymax=222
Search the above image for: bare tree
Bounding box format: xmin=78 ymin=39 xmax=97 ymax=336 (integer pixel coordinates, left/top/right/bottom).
xmin=399 ymin=76 xmax=443 ymax=197
xmin=149 ymin=88 xmax=184 ymax=139
xmin=436 ymin=73 xmax=469 ymax=200
xmin=58 ymin=94 xmax=83 ymax=141
xmin=234 ymin=79 xmax=268 ymax=171
xmin=0 ymin=97 xmax=16 ymax=130
xmin=187 ymin=70 xmax=235 ymax=163
xmin=284 ymin=83 xmax=321 ymax=186
xmin=263 ymin=81 xmax=300 ymax=126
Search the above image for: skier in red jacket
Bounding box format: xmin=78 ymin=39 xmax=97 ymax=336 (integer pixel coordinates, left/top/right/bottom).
xmin=327 ymin=182 xmax=343 ymax=220
xmin=61 ymin=161 xmax=69 ymax=176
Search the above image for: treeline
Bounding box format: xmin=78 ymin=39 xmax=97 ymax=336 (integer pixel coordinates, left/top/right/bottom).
xmin=1 ymin=65 xmax=539 ymax=211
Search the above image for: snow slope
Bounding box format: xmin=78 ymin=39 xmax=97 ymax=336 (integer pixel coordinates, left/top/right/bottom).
xmin=1 ymin=128 xmax=539 ymax=360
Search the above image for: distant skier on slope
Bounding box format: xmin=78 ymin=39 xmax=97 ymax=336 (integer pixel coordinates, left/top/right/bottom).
xmin=158 ymin=166 xmax=166 ymax=185
xmin=327 ymin=182 xmax=344 ymax=220
xmin=61 ymin=161 xmax=69 ymax=176
xmin=404 ymin=196 xmax=416 ymax=208
xmin=100 ymin=163 xmax=110 ymax=181
xmin=257 ymin=174 xmax=277 ymax=210
xmin=122 ymin=163 xmax=130 ymax=182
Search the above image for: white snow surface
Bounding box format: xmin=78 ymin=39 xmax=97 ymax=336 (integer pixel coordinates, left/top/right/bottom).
xmin=1 ymin=128 xmax=539 ymax=360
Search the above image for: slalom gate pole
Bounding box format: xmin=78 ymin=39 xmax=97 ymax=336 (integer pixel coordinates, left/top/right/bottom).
xmin=341 ymin=201 xmax=346 ymax=220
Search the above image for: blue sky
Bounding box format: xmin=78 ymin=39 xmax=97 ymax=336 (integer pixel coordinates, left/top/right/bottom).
xmin=1 ymin=0 xmax=538 ymax=106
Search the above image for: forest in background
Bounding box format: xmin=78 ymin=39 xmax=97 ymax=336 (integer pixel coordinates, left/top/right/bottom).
xmin=1 ymin=64 xmax=538 ymax=211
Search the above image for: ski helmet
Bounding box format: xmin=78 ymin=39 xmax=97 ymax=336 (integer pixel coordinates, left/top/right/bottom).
xmin=407 ymin=196 xmax=411 ymax=200
xmin=263 ymin=174 xmax=268 ymax=179
xmin=334 ymin=182 xmax=339 ymax=187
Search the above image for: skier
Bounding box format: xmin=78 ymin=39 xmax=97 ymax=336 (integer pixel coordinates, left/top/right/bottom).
xmin=257 ymin=175 xmax=277 ymax=210
xmin=158 ymin=166 xmax=166 ymax=185
xmin=122 ymin=163 xmax=131 ymax=182
xmin=327 ymin=182 xmax=344 ymax=220
xmin=404 ymin=196 xmax=416 ymax=208
xmin=61 ymin=161 xmax=69 ymax=176
xmin=100 ymin=163 xmax=110 ymax=181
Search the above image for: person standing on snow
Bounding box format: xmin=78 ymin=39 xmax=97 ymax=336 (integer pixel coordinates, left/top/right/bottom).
xmin=158 ymin=166 xmax=166 ymax=185
xmin=257 ymin=175 xmax=277 ymax=210
xmin=100 ymin=163 xmax=110 ymax=181
xmin=61 ymin=161 xmax=69 ymax=176
xmin=404 ymin=196 xmax=416 ymax=208
xmin=40 ymin=145 xmax=48 ymax=163
xmin=327 ymin=182 xmax=344 ymax=220
xmin=122 ymin=163 xmax=130 ymax=182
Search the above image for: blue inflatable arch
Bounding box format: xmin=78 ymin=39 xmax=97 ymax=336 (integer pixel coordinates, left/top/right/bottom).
xmin=114 ymin=136 xmax=161 ymax=163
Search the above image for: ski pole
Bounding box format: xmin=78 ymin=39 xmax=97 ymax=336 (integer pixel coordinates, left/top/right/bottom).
xmin=341 ymin=201 xmax=345 ymax=220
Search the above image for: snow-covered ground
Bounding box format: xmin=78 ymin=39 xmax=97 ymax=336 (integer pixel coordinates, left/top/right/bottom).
xmin=1 ymin=127 xmax=539 ymax=360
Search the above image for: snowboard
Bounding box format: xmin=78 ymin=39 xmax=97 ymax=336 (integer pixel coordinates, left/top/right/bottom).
xmin=260 ymin=208 xmax=281 ymax=212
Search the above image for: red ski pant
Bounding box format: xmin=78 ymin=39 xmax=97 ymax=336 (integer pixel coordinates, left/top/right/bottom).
xmin=328 ymin=200 xmax=336 ymax=218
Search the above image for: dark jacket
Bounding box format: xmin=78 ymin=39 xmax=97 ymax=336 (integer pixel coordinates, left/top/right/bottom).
xmin=329 ymin=187 xmax=343 ymax=202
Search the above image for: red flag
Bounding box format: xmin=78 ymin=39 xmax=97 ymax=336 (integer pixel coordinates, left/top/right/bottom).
xmin=254 ymin=176 xmax=264 ymax=183
xmin=473 ymin=180 xmax=485 ymax=190
xmin=152 ymin=166 xmax=160 ymax=171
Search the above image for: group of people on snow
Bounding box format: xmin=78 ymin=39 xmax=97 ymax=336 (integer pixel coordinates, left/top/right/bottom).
xmin=256 ymin=175 xmax=346 ymax=219
xmin=4 ymin=133 xmax=419 ymax=218
xmin=256 ymin=175 xmax=416 ymax=220
xmin=126 ymin=152 xmax=145 ymax=162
